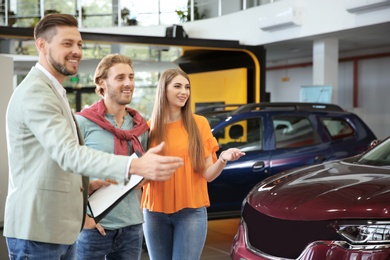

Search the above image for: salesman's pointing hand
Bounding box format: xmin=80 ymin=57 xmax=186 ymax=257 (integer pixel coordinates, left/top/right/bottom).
xmin=129 ymin=142 xmax=183 ymax=181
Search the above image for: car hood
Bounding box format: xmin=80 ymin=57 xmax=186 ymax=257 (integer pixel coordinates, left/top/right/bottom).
xmin=248 ymin=160 xmax=390 ymax=220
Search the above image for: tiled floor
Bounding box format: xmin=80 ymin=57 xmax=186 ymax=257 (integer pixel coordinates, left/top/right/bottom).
xmin=1 ymin=218 xmax=239 ymax=259
xmin=198 ymin=218 xmax=239 ymax=260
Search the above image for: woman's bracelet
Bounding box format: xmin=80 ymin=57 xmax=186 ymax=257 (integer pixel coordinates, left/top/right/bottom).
xmin=219 ymin=151 xmax=228 ymax=163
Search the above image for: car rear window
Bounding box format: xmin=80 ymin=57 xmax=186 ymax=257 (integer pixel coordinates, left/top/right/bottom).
xmin=273 ymin=116 xmax=319 ymax=149
xmin=321 ymin=117 xmax=355 ymax=140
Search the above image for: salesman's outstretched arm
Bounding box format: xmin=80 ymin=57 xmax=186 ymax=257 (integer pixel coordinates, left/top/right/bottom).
xmin=129 ymin=142 xmax=183 ymax=181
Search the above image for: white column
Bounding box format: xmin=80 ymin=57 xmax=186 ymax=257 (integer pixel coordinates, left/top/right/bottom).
xmin=0 ymin=55 xmax=14 ymax=227
xmin=313 ymin=38 xmax=339 ymax=104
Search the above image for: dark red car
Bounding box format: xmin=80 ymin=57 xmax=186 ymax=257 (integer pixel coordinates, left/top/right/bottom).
xmin=231 ymin=137 xmax=390 ymax=259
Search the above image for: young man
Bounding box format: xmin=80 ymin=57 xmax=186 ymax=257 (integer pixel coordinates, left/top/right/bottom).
xmin=75 ymin=54 xmax=146 ymax=259
xmin=4 ymin=13 xmax=182 ymax=260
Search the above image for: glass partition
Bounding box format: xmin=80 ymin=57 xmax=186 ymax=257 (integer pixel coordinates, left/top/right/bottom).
xmin=1 ymin=0 xmax=281 ymax=28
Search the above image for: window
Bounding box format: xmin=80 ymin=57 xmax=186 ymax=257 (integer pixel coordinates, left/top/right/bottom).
xmin=321 ymin=117 xmax=354 ymax=140
xmin=213 ymin=118 xmax=262 ymax=152
xmin=273 ymin=116 xmax=318 ymax=149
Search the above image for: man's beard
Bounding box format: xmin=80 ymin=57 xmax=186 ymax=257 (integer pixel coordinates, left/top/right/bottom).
xmin=107 ymin=83 xmax=132 ymax=106
xmin=49 ymin=52 xmax=76 ymax=76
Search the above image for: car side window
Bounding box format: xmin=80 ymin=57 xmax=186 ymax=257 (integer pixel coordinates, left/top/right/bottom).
xmin=321 ymin=117 xmax=355 ymax=140
xmin=273 ymin=116 xmax=319 ymax=149
xmin=213 ymin=118 xmax=263 ymax=152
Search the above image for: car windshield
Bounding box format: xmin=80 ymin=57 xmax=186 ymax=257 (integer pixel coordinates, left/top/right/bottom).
xmin=357 ymin=138 xmax=390 ymax=166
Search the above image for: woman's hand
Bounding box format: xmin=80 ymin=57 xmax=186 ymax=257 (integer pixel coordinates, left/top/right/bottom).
xmin=219 ymin=148 xmax=246 ymax=163
xmin=204 ymin=148 xmax=246 ymax=182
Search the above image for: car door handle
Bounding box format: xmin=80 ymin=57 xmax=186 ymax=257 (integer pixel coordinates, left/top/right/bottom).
xmin=252 ymin=161 xmax=265 ymax=172
xmin=314 ymin=155 xmax=326 ymax=163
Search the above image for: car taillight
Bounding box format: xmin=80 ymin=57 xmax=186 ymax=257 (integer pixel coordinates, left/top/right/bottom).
xmin=334 ymin=222 xmax=390 ymax=244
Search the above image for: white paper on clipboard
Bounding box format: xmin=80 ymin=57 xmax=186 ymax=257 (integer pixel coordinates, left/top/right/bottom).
xmin=88 ymin=152 xmax=143 ymax=220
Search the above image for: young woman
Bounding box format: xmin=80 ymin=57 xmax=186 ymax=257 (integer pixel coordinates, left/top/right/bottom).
xmin=142 ymin=68 xmax=245 ymax=260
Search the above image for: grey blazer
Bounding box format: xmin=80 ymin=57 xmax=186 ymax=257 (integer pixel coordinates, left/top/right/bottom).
xmin=4 ymin=67 xmax=130 ymax=245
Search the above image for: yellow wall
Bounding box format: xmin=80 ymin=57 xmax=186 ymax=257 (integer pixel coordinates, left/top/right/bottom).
xmin=189 ymin=68 xmax=247 ymax=110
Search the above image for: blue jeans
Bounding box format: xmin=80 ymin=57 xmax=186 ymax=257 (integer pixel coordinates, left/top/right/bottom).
xmin=143 ymin=207 xmax=208 ymax=260
xmin=76 ymin=224 xmax=143 ymax=260
xmin=6 ymin=237 xmax=76 ymax=260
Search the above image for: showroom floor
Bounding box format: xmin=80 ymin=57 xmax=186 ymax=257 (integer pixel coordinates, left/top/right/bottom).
xmin=0 ymin=218 xmax=239 ymax=259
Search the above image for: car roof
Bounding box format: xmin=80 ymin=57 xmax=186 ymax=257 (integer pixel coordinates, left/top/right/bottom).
xmin=198 ymin=102 xmax=344 ymax=116
xmin=203 ymin=102 xmax=349 ymax=128
xmin=203 ymin=102 xmax=346 ymax=119
xmin=230 ymin=102 xmax=344 ymax=115
xmin=195 ymin=103 xmax=245 ymax=115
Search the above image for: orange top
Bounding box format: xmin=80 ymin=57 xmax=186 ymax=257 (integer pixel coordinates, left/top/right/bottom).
xmin=142 ymin=114 xmax=219 ymax=214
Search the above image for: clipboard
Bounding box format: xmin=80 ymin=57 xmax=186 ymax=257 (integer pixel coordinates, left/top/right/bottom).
xmin=87 ymin=151 xmax=144 ymax=223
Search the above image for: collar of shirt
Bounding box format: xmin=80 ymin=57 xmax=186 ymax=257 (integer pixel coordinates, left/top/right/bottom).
xmin=35 ymin=62 xmax=68 ymax=100
xmin=35 ymin=63 xmax=78 ymax=138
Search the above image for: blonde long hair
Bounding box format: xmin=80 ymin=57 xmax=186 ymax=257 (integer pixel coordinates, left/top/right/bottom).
xmin=149 ymin=68 xmax=205 ymax=173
